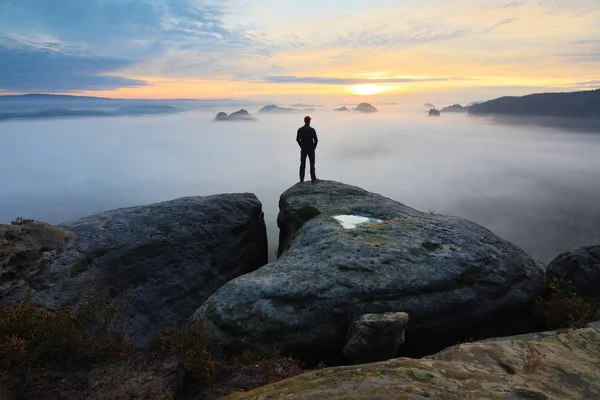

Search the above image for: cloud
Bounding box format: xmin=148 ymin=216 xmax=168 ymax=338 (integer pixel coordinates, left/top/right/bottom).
xmin=0 ymin=38 xmax=147 ymax=92
xmin=329 ymin=26 xmax=469 ymax=49
xmin=0 ymin=0 xmax=243 ymax=57
xmin=566 ymin=80 xmax=600 ymax=89
xmin=479 ymin=18 xmax=518 ymax=34
xmin=261 ymin=76 xmax=454 ymax=85
xmin=554 ymin=39 xmax=600 ymax=63
xmin=503 ymin=1 xmax=525 ymax=8
xmin=0 ymin=0 xmax=263 ymax=90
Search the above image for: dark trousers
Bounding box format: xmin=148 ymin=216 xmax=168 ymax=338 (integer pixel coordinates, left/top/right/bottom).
xmin=300 ymin=148 xmax=316 ymax=181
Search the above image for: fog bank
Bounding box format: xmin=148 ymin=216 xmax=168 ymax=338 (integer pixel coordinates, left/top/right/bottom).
xmin=1 ymin=108 xmax=599 ymax=263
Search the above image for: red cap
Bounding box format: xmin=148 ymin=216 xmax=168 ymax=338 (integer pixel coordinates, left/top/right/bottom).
xmin=304 ymin=116 xmax=311 ymax=122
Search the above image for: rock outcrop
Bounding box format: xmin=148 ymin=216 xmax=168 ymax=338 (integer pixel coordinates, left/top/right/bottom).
xmin=1 ymin=194 xmax=268 ymax=346
xmin=441 ymin=104 xmax=468 ymax=113
xmin=215 ymin=112 xmax=229 ymax=121
xmin=546 ymin=245 xmax=600 ymax=298
xmin=214 ymin=109 xmax=256 ymax=121
xmin=258 ymin=105 xmax=298 ymax=113
xmin=194 ymin=181 xmax=546 ymax=359
xmin=354 ymin=103 xmax=378 ymax=113
xmin=428 ymin=108 xmax=440 ymax=116
xmin=224 ymin=321 xmax=600 ymax=400
xmin=342 ymin=312 xmax=409 ymax=364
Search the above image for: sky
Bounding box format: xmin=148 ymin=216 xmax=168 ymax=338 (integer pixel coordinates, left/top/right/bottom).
xmin=0 ymin=0 xmax=599 ymax=103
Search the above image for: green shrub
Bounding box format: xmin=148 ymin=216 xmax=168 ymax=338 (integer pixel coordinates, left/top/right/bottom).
xmin=151 ymin=322 xmax=215 ymax=386
xmin=532 ymin=278 xmax=600 ymax=330
xmin=0 ymin=295 xmax=131 ymax=377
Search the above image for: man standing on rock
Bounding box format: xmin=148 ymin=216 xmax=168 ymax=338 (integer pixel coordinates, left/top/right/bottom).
xmin=296 ymin=115 xmax=318 ymax=183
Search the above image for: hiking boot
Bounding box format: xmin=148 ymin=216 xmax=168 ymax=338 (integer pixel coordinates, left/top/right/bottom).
xmin=311 ymin=179 xmax=318 ymax=184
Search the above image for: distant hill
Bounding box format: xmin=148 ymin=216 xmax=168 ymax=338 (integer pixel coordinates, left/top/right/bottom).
xmin=113 ymin=106 xmax=179 ymax=116
xmin=0 ymin=93 xmax=246 ymax=114
xmin=258 ymin=105 xmax=303 ymax=113
xmin=441 ymin=104 xmax=468 ymax=113
xmin=468 ymin=89 xmax=600 ymax=117
xmin=334 ymin=106 xmax=349 ymax=112
xmin=0 ymin=106 xmax=179 ymax=121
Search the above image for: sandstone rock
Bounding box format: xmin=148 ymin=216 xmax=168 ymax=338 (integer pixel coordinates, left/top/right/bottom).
xmin=354 ymin=103 xmax=378 ymax=113
xmin=224 ymin=322 xmax=600 ymax=400
xmin=214 ymin=110 xmax=256 ymax=121
xmin=194 ymin=181 xmax=546 ymax=359
xmin=342 ymin=312 xmax=409 ymax=364
xmin=546 ymin=245 xmax=600 ymax=298
xmin=258 ymin=105 xmax=297 ymax=113
xmin=228 ymin=109 xmax=256 ymax=121
xmin=215 ymin=111 xmax=229 ymax=120
xmin=0 ymin=222 xmax=75 ymax=305
xmin=1 ymin=194 xmax=268 ymax=346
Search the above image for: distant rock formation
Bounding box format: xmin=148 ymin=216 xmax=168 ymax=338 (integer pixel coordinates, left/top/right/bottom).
xmin=354 ymin=103 xmax=378 ymax=113
xmin=424 ymin=103 xmax=436 ymax=108
xmin=334 ymin=106 xmax=349 ymax=112
xmin=259 ymin=104 xmax=297 ymax=113
xmin=468 ymin=89 xmax=600 ymax=117
xmin=229 ymin=109 xmax=256 ymax=120
xmin=429 ymin=108 xmax=440 ymax=116
xmin=215 ymin=112 xmax=229 ymax=121
xmin=214 ymin=109 xmax=256 ymax=121
xmin=441 ymin=104 xmax=468 ymax=113
xmin=194 ymin=181 xmax=546 ymax=360
xmin=0 ymin=195 xmax=268 ymax=346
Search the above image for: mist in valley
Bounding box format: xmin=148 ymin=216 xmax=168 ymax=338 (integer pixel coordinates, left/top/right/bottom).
xmin=1 ymin=107 xmax=599 ymax=263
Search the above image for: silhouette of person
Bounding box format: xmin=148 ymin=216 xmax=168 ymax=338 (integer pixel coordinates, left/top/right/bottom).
xmin=296 ymin=116 xmax=318 ymax=183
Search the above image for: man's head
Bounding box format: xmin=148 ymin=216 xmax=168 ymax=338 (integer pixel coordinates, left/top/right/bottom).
xmin=304 ymin=116 xmax=311 ymax=124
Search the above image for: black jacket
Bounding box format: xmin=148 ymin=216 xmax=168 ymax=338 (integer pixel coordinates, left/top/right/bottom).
xmin=297 ymin=125 xmax=318 ymax=150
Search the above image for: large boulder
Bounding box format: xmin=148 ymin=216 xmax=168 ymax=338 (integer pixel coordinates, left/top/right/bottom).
xmin=224 ymin=321 xmax=600 ymax=400
xmin=0 ymin=194 xmax=268 ymax=346
xmin=194 ymin=181 xmax=546 ymax=359
xmin=546 ymin=245 xmax=600 ymax=298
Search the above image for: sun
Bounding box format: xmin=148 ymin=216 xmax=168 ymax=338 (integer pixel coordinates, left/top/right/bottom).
xmin=349 ymin=84 xmax=386 ymax=96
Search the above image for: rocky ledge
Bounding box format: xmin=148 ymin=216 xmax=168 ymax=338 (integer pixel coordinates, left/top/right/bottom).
xmin=194 ymin=181 xmax=546 ymax=361
xmin=225 ymin=321 xmax=600 ymax=399
xmin=0 ymin=194 xmax=267 ymax=346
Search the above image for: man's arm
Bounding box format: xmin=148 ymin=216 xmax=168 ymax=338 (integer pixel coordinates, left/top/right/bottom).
xmin=296 ymin=129 xmax=302 ymax=147
xmin=312 ymin=128 xmax=318 ymax=149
